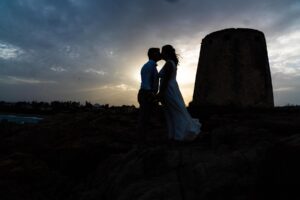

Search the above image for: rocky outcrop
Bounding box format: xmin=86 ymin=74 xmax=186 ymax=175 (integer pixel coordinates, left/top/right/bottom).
xmin=191 ymin=28 xmax=274 ymax=108
xmin=257 ymin=134 xmax=300 ymax=199
xmin=1 ymin=107 xmax=300 ymax=200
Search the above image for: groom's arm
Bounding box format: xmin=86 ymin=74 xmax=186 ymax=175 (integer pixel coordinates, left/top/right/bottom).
xmin=152 ymin=67 xmax=159 ymax=94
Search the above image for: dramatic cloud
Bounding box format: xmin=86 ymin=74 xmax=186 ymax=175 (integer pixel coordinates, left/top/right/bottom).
xmin=0 ymin=41 xmax=24 ymax=59
xmin=0 ymin=0 xmax=300 ymax=105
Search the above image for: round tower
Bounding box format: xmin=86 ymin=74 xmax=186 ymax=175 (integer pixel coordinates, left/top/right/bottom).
xmin=191 ymin=28 xmax=274 ymax=108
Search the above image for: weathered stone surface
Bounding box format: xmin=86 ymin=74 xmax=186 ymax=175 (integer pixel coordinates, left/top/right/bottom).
xmin=191 ymin=28 xmax=274 ymax=108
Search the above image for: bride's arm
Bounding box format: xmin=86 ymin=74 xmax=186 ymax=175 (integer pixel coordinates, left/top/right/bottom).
xmin=158 ymin=61 xmax=173 ymax=96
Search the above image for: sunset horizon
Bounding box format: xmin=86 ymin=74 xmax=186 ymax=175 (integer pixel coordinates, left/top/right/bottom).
xmin=1 ymin=0 xmax=300 ymax=106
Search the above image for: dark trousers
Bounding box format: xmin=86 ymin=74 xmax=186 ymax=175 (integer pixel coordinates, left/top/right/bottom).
xmin=137 ymin=89 xmax=156 ymax=140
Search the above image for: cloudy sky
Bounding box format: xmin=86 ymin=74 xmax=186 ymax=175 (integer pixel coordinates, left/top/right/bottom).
xmin=0 ymin=0 xmax=300 ymax=106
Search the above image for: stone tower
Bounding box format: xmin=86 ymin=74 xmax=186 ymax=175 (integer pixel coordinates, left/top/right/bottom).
xmin=191 ymin=28 xmax=274 ymax=108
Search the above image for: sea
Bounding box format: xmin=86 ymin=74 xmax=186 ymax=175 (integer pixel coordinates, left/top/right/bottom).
xmin=0 ymin=114 xmax=43 ymax=124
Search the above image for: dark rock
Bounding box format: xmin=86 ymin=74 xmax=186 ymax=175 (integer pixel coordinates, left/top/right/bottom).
xmin=0 ymin=152 xmax=71 ymax=200
xmin=257 ymin=134 xmax=300 ymax=200
xmin=1 ymin=107 xmax=300 ymax=200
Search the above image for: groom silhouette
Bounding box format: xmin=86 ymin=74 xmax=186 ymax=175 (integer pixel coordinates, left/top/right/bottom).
xmin=137 ymin=48 xmax=161 ymax=141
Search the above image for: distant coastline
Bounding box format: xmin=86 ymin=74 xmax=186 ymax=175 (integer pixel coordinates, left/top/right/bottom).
xmin=0 ymin=114 xmax=43 ymax=124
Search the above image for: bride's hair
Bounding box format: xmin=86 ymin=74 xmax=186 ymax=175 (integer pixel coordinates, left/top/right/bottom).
xmin=162 ymin=45 xmax=179 ymax=65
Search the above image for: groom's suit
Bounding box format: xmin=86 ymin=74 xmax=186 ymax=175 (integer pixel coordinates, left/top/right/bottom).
xmin=137 ymin=59 xmax=159 ymax=136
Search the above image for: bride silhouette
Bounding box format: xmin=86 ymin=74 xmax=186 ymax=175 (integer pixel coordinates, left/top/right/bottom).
xmin=158 ymin=45 xmax=201 ymax=141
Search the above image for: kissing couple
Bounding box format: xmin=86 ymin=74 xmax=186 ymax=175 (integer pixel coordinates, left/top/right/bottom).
xmin=138 ymin=45 xmax=202 ymax=142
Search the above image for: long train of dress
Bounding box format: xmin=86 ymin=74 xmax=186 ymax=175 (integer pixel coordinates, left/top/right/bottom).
xmin=159 ymin=60 xmax=201 ymax=141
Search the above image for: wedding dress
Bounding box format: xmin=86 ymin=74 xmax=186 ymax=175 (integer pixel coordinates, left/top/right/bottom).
xmin=159 ymin=60 xmax=201 ymax=141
